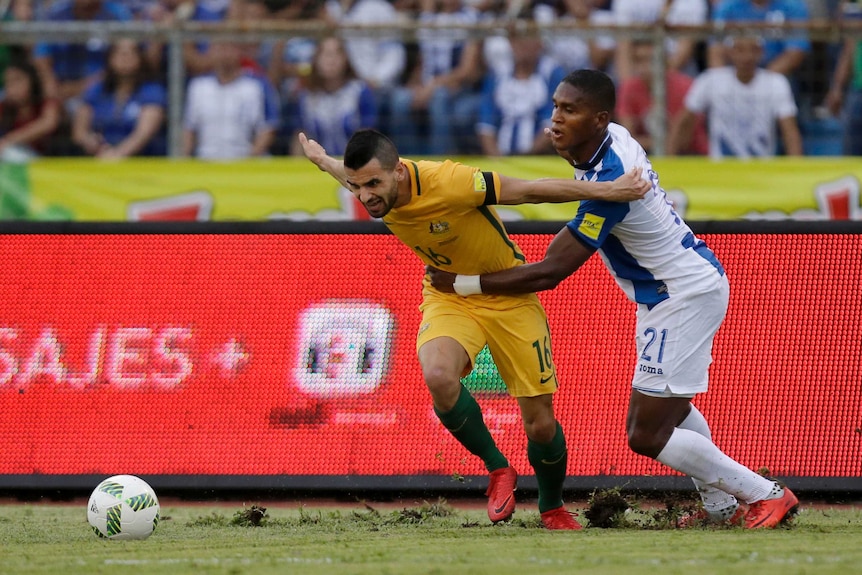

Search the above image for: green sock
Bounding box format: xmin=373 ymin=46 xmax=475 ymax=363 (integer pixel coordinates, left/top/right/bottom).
xmin=434 ymin=384 xmax=509 ymax=472
xmin=528 ymin=421 xmax=568 ymax=513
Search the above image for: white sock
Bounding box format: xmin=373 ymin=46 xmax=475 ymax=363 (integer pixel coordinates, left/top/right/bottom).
xmin=678 ymin=405 xmax=739 ymax=514
xmin=656 ymin=427 xmax=776 ymax=504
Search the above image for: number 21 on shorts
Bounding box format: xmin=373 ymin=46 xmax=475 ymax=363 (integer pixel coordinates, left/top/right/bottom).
xmin=640 ymin=327 xmax=668 ymax=364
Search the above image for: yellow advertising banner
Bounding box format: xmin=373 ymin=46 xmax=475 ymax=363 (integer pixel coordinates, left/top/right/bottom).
xmin=18 ymin=156 xmax=862 ymax=221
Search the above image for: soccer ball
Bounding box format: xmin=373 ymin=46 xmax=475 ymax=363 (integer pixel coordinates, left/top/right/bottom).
xmin=87 ymin=475 xmax=160 ymax=540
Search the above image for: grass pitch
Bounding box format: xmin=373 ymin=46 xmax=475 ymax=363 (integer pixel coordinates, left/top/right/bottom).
xmin=1 ymin=497 xmax=861 ymax=575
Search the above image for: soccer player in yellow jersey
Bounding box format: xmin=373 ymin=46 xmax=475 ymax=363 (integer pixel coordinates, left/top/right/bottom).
xmin=299 ymin=129 xmax=649 ymax=530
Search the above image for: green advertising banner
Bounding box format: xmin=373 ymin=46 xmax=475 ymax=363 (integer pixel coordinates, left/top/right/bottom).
xmin=2 ymin=157 xmax=859 ymax=221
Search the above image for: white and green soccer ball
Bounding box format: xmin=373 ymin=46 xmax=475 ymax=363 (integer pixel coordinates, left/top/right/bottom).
xmin=87 ymin=475 xmax=160 ymax=540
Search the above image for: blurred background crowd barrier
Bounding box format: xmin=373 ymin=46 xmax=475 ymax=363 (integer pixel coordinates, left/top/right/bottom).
xmin=1 ymin=7 xmax=861 ymax=154
xmin=1 ymin=2 xmax=862 ymax=222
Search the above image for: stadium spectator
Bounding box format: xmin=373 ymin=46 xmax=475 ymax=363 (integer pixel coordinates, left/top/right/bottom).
xmin=612 ymin=0 xmax=710 ymax=81
xmin=71 ymin=39 xmax=166 ymax=158
xmin=288 ymin=36 xmax=377 ymax=156
xmin=0 ymin=57 xmax=61 ymax=159
xmin=236 ymin=0 xmax=327 ymax=153
xmin=707 ymin=0 xmax=811 ymax=76
xmin=32 ymin=0 xmax=133 ymax=107
xmin=823 ymin=0 xmax=862 ymax=155
xmin=328 ymin=0 xmax=407 ymax=93
xmin=536 ymin=0 xmax=616 ymax=74
xmin=617 ymin=39 xmax=708 ymax=155
xmin=475 ymin=20 xmax=565 ymax=156
xmin=228 ymin=0 xmax=289 ymax=76
xmin=387 ymin=0 xmax=484 ymax=155
xmin=1 ymin=0 xmax=34 ymax=93
xmin=668 ymin=35 xmax=803 ymax=158
xmin=299 ymin=128 xmax=649 ymax=530
xmin=182 ymin=41 xmax=280 ymax=159
xmin=266 ymin=0 xmax=327 ymax=109
xmin=325 ymin=0 xmax=407 ymax=150
xmin=427 ymin=69 xmax=800 ymax=530
xmin=141 ymin=0 xmax=231 ymax=79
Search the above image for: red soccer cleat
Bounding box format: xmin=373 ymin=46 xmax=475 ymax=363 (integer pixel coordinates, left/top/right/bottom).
xmin=744 ymin=486 xmax=799 ymax=529
xmin=540 ymin=506 xmax=583 ymax=530
xmin=485 ymin=467 xmax=517 ymax=523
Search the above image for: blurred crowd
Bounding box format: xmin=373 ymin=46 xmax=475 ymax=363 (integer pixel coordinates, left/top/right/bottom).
xmin=0 ymin=0 xmax=860 ymax=160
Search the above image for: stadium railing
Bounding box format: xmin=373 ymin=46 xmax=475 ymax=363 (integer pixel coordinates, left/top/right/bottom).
xmin=1 ymin=19 xmax=861 ymax=156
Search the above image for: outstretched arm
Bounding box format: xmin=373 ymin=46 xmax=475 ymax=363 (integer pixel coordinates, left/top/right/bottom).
xmin=496 ymin=167 xmax=650 ymax=205
xmin=427 ymin=227 xmax=595 ymax=296
xmin=298 ymin=132 xmax=351 ymax=189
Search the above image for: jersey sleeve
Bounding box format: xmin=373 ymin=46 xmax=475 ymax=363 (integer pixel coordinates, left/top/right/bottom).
xmin=772 ymin=74 xmax=799 ymax=119
xmin=358 ymin=84 xmax=377 ymax=129
xmin=138 ymin=82 xmax=167 ymax=108
xmin=442 ymin=161 xmax=501 ymax=208
xmin=784 ymin=1 xmax=811 ymax=53
xmin=182 ymin=79 xmax=202 ymax=130
xmin=81 ymin=81 xmax=103 ymax=108
xmin=476 ymin=73 xmax=500 ymax=135
xmin=565 ymin=200 xmax=630 ymax=250
xmin=260 ymin=76 xmax=281 ymax=130
xmin=684 ymin=72 xmax=711 ymax=113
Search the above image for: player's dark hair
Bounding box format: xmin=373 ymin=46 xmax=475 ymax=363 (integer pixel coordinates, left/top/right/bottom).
xmin=560 ymin=69 xmax=616 ymax=114
xmin=344 ymin=129 xmax=400 ymax=171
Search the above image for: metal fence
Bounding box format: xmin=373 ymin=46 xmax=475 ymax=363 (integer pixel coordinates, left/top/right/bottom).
xmin=1 ymin=18 xmax=861 ymax=156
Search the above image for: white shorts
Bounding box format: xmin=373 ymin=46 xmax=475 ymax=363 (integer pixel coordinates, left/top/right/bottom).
xmin=631 ymin=274 xmax=729 ymax=398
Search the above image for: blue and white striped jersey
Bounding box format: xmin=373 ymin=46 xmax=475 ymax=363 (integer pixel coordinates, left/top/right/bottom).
xmin=567 ymin=123 xmax=724 ymax=308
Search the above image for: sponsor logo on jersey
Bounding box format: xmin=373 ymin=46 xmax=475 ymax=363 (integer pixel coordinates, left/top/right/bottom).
xmin=539 ymin=373 xmax=556 ymax=384
xmin=578 ymin=213 xmax=605 ymax=241
xmin=638 ymin=364 xmax=664 ymax=375
xmin=473 ymin=171 xmax=487 ymax=192
xmin=429 ymin=221 xmax=449 ymax=235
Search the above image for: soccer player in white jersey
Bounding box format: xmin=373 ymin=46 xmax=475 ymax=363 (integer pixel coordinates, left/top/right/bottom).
xmin=428 ymin=69 xmax=799 ymax=529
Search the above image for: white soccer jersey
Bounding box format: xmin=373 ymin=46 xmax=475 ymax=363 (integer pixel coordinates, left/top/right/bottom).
xmin=684 ymin=67 xmax=798 ymax=159
xmin=533 ymin=5 xmax=616 ymax=72
xmin=568 ymin=123 xmax=725 ymax=308
xmin=335 ymin=0 xmax=406 ymax=89
xmin=183 ymin=72 xmax=280 ymax=160
xmin=612 ymin=0 xmax=708 ymax=56
xmin=612 ymin=0 xmax=708 ymax=26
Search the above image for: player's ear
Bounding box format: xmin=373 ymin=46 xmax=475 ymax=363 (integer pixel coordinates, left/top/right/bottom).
xmin=596 ymin=109 xmax=610 ymax=129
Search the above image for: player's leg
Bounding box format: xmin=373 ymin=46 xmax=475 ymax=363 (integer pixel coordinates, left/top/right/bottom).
xmin=632 ymin=281 xmax=737 ymax=522
xmin=417 ymin=299 xmax=514 ymax=522
xmin=516 ymin=393 xmax=580 ymax=530
xmin=676 ymin=403 xmax=743 ymax=524
xmin=418 ymin=336 xmax=509 ymax=473
xmin=486 ymin=296 xmax=579 ymax=530
xmin=629 ymin=276 xmax=797 ymax=528
xmin=627 ymin=391 xmax=796 ymax=528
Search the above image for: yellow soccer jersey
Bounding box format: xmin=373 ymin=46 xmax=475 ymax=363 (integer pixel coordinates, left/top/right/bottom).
xmin=383 ymin=159 xmax=526 ymax=276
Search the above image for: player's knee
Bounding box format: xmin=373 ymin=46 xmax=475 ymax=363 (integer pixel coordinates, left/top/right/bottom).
xmin=524 ymin=415 xmax=557 ymax=444
xmin=627 ymin=427 xmax=663 ymax=459
xmin=422 ymin=366 xmax=461 ymax=405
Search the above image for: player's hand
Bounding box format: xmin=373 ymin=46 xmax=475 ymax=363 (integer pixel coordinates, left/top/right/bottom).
xmin=425 ymin=265 xmax=456 ymax=293
xmin=298 ymin=132 xmax=328 ymax=169
xmin=607 ymin=167 xmax=651 ymax=202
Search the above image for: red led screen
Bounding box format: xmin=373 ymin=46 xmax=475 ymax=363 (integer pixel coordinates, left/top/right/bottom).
xmin=0 ymin=231 xmax=860 ymax=486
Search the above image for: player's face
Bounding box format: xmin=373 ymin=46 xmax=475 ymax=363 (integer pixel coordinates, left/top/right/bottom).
xmin=548 ymin=82 xmax=609 ymax=164
xmin=344 ymin=158 xmax=402 ymax=219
